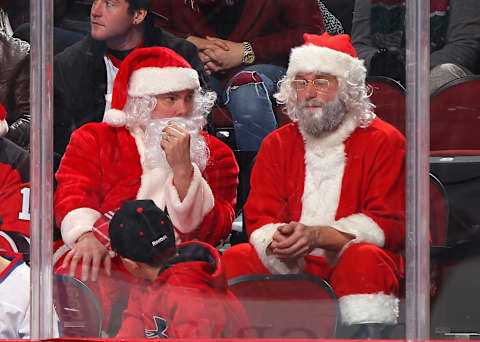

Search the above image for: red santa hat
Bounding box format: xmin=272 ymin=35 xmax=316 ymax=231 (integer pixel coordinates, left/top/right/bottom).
xmin=0 ymin=103 xmax=8 ymax=138
xmin=287 ymin=32 xmax=366 ymax=85
xmin=104 ymin=47 xmax=200 ymax=127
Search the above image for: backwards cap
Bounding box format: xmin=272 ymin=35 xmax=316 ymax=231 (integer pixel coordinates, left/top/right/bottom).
xmin=104 ymin=47 xmax=200 ymax=127
xmin=287 ymin=33 xmax=366 ymax=85
xmin=0 ymin=103 xmax=8 ymax=138
xmin=109 ymin=200 xmax=176 ymax=265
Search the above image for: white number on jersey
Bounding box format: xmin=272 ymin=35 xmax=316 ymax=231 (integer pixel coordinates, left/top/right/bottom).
xmin=18 ymin=187 xmax=31 ymax=221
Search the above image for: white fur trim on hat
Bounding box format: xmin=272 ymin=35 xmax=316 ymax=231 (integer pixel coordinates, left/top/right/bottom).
xmin=61 ymin=207 xmax=102 ymax=247
xmin=339 ymin=292 xmax=399 ymax=325
xmin=0 ymin=120 xmax=8 ymax=138
xmin=128 ymin=67 xmax=200 ymax=97
xmin=287 ymin=44 xmax=367 ymax=85
xmin=103 ymin=108 xmax=126 ymax=127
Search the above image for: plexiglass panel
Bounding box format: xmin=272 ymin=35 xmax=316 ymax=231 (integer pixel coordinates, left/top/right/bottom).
xmin=23 ymin=0 xmax=480 ymax=340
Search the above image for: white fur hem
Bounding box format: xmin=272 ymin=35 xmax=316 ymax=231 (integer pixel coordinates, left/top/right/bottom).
xmin=339 ymin=292 xmax=399 ymax=325
xmin=165 ymin=163 xmax=214 ymax=234
xmin=332 ymin=213 xmax=385 ymax=247
xmin=60 ymin=207 xmax=102 ymax=247
xmin=250 ymin=223 xmax=305 ymax=274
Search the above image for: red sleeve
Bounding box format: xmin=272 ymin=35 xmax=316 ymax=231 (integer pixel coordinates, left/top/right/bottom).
xmin=250 ymin=0 xmax=325 ymax=63
xmin=54 ymin=124 xmax=105 ymax=227
xmin=244 ymin=128 xmax=302 ymax=237
xmin=0 ymin=164 xmax=30 ymax=236
xmin=342 ymin=120 xmax=406 ymax=251
xmin=151 ymin=1 xmax=191 ymax=39
xmin=178 ymin=134 xmax=239 ymax=246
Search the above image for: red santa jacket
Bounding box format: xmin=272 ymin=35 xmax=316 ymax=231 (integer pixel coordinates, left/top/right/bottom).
xmin=152 ymin=0 xmax=325 ymax=81
xmin=245 ymin=116 xmax=406 ymax=274
xmin=116 ymin=241 xmax=250 ymax=339
xmin=54 ymin=123 xmax=239 ymax=248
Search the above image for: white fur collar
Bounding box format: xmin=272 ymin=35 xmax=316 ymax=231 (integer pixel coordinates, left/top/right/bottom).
xmin=297 ymin=113 xmax=357 ymax=260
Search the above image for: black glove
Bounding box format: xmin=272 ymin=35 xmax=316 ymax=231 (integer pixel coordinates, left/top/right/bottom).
xmin=5 ymin=115 xmax=30 ymax=150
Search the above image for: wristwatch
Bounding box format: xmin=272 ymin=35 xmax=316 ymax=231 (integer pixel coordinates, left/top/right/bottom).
xmin=242 ymin=42 xmax=255 ymax=65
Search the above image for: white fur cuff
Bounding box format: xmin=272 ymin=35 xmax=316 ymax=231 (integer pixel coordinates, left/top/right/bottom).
xmin=332 ymin=213 xmax=385 ymax=247
xmin=61 ymin=207 xmax=102 ymax=247
xmin=250 ymin=223 xmax=305 ymax=274
xmin=339 ymin=292 xmax=399 ymax=325
xmin=165 ymin=163 xmax=214 ymax=234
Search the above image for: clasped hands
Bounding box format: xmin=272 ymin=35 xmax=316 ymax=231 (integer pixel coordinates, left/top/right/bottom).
xmin=187 ymin=35 xmax=244 ymax=75
xmin=267 ymin=222 xmax=318 ymax=261
xmin=267 ymin=222 xmax=355 ymax=262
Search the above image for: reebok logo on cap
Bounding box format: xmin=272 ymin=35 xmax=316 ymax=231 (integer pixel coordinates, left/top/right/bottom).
xmin=152 ymin=235 xmax=168 ymax=246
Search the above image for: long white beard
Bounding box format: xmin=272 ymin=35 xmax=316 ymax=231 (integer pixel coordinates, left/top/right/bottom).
xmin=296 ymin=97 xmax=346 ymax=137
xmin=144 ymin=116 xmax=209 ymax=172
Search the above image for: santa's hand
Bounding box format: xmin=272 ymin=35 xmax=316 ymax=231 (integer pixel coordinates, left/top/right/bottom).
xmin=271 ymin=222 xmax=317 ymax=260
xmin=161 ymin=123 xmax=194 ymax=200
xmin=62 ymin=232 xmax=111 ymax=282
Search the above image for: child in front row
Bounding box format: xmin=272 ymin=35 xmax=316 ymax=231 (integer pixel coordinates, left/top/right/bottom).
xmin=109 ymin=199 xmax=249 ymax=338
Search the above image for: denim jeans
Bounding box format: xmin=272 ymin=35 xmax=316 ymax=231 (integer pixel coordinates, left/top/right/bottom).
xmin=210 ymin=64 xmax=286 ymax=151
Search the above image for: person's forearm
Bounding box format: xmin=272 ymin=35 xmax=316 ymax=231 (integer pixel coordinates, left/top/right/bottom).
xmin=172 ymin=165 xmax=194 ymax=202
xmin=311 ymin=225 xmax=355 ymax=252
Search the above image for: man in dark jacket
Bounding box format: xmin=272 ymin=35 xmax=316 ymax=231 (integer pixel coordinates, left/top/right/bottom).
xmin=0 ymin=30 xmax=30 ymax=149
xmin=54 ymin=0 xmax=206 ymax=155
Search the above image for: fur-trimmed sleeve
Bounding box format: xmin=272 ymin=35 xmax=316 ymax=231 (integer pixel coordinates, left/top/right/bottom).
xmin=337 ymin=119 xmax=406 ymax=252
xmin=165 ymin=163 xmax=214 ymax=234
xmin=54 ymin=124 xmax=105 ymax=245
xmin=174 ymin=134 xmax=239 ymax=247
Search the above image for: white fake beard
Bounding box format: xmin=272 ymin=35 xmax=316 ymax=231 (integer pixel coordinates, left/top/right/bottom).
xmin=144 ymin=116 xmax=209 ymax=172
xmin=296 ymin=97 xmax=346 ymax=137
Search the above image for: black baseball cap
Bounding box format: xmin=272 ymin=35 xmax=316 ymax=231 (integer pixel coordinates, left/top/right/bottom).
xmin=109 ymin=200 xmax=176 ymax=265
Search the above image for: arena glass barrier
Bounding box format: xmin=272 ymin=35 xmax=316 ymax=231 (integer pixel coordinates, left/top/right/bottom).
xmin=20 ymin=0 xmax=480 ymax=340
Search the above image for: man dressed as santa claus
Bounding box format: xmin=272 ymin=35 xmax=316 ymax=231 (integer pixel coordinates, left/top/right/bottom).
xmin=222 ymin=33 xmax=406 ymax=338
xmin=53 ymin=47 xmax=239 ymax=314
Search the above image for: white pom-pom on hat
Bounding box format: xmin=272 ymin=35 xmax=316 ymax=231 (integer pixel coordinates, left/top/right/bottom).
xmin=103 ymin=109 xmax=126 ymax=127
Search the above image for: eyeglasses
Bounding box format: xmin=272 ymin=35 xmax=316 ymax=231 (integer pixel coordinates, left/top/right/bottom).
xmin=291 ymin=78 xmax=331 ymax=91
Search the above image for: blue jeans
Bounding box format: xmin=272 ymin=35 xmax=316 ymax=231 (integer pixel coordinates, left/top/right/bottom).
xmin=209 ymin=64 xmax=286 ymax=151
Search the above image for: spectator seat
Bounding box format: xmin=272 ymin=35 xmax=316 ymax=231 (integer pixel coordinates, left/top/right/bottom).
xmin=366 ymin=76 xmax=406 ymax=135
xmin=430 ymin=75 xmax=480 ymax=155
xmin=228 ymin=274 xmax=339 ymax=338
xmin=53 ymin=274 xmax=103 ymax=338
